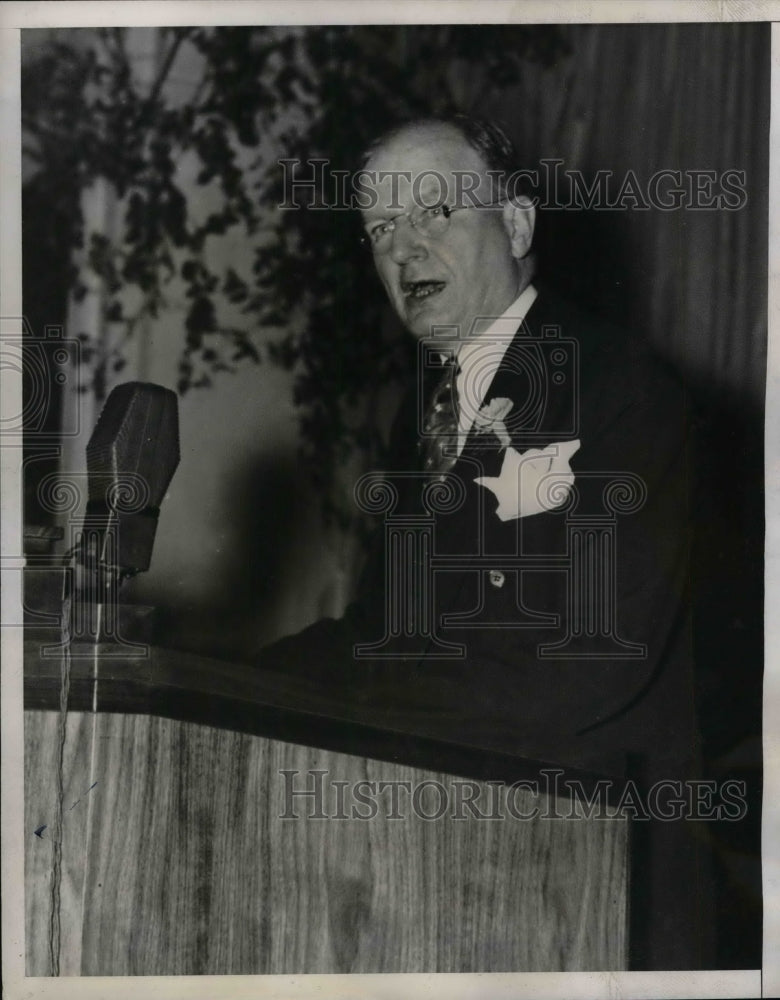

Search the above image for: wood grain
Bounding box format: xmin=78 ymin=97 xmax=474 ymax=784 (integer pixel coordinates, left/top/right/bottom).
xmin=25 ymin=709 xmax=627 ymax=974
xmin=24 ymin=706 xmax=96 ymax=975
xmin=23 ymin=634 xmax=631 ymax=788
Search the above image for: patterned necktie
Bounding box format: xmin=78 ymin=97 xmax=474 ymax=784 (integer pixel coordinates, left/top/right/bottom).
xmin=420 ymin=355 xmax=460 ymax=476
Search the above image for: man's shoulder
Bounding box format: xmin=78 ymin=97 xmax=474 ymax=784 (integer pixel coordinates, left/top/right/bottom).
xmin=526 ymin=285 xmax=688 ymax=415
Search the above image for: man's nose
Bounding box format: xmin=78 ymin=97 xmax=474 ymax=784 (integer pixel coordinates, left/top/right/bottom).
xmin=388 ymin=217 xmax=427 ymax=264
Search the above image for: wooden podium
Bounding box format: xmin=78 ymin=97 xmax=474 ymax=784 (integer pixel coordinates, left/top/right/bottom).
xmin=23 ymin=617 xmax=630 ymax=976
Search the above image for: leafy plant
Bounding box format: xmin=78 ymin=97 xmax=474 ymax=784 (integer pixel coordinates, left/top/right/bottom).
xmin=22 ymin=25 xmax=570 ymax=525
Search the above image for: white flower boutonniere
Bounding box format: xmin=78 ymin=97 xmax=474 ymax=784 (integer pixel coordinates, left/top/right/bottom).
xmin=473 ymin=397 xmax=514 ymax=448
xmin=474 ymin=439 xmax=581 ymax=521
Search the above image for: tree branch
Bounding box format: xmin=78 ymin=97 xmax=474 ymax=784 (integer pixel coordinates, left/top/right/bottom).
xmin=145 ymin=28 xmax=192 ymax=110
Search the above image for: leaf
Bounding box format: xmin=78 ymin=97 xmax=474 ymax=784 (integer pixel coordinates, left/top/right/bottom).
xmin=161 ymin=185 xmax=188 ymax=245
xmin=185 ymin=296 xmax=216 ymax=341
xmin=105 ymin=300 xmax=124 ymax=322
xmin=223 ymin=268 xmax=248 ymax=303
xmin=181 ymin=259 xmax=201 ymax=282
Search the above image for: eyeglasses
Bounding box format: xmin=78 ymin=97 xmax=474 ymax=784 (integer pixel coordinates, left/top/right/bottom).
xmin=361 ymin=201 xmax=503 ymax=255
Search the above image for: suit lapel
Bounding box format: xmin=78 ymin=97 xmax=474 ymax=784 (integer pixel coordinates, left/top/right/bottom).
xmin=455 ymin=289 xmax=584 ymax=480
xmin=454 ymin=294 xmax=542 ymax=479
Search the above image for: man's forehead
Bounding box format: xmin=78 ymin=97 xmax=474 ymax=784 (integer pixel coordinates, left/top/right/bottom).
xmin=361 ymin=124 xmax=492 ymax=214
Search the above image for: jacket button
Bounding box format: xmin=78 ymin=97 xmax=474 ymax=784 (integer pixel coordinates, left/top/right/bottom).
xmin=489 ymin=570 xmax=505 ymax=588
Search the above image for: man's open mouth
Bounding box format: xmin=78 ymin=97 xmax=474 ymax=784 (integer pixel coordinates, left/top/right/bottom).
xmin=402 ymin=280 xmax=446 ymax=301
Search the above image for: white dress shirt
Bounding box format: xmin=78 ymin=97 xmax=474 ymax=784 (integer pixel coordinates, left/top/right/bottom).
xmin=455 ymin=283 xmax=538 ymax=455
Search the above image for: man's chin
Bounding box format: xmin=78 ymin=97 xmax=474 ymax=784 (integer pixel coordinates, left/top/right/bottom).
xmin=403 ymin=302 xmax=460 ymax=342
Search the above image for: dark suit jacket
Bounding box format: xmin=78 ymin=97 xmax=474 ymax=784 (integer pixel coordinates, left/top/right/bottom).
xmin=260 ymin=288 xmax=698 ymax=774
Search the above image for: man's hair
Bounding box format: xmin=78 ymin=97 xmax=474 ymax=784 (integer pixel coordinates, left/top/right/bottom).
xmin=360 ymin=113 xmax=524 ymax=198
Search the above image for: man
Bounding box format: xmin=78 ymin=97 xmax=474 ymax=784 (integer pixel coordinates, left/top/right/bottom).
xmin=261 ymin=116 xmax=694 ymax=751
xmin=257 ymin=115 xmax=712 ymax=967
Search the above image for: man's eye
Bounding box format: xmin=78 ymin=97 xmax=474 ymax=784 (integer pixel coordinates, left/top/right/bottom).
xmin=423 ymin=205 xmax=447 ymax=219
xmin=369 ymin=222 xmax=391 ymax=241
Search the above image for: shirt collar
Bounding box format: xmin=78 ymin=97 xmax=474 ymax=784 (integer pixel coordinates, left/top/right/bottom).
xmin=456 ymin=283 xmax=538 ymax=372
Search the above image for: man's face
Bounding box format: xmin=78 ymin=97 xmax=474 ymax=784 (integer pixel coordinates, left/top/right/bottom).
xmin=361 ymin=124 xmax=525 ymax=344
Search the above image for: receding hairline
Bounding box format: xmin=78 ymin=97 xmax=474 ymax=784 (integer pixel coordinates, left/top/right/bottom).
xmin=362 ymin=120 xmax=493 ymax=171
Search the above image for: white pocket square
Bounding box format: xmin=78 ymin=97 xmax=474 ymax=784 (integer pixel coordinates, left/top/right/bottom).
xmin=474 ymin=439 xmax=581 ymax=521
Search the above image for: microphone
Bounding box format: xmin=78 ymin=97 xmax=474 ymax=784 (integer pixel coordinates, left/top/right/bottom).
xmin=79 ymin=382 xmax=180 ymax=586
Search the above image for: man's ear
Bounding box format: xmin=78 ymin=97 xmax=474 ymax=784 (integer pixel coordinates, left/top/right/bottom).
xmin=502 ymin=196 xmax=535 ymax=260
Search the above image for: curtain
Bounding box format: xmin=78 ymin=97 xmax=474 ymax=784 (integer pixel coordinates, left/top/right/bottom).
xmin=485 ymin=22 xmax=768 ymax=411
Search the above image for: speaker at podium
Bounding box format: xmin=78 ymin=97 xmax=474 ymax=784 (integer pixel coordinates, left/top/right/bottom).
xmin=21 ymin=381 xmax=713 ymax=975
